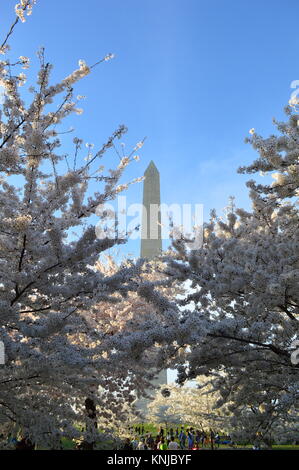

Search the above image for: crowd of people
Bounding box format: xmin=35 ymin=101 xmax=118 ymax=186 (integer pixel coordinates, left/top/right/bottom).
xmin=122 ymin=426 xmax=224 ymax=450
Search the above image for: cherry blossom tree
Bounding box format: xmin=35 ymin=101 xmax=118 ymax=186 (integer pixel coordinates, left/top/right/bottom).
xmin=92 ymin=256 xmax=181 ymax=414
xmin=112 ymin=104 xmax=299 ymax=446
xmin=165 ymin=106 xmax=299 ymax=445
xmin=0 ymin=1 xmax=147 ymax=449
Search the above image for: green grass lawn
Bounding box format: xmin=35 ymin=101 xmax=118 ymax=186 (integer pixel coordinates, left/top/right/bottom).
xmin=61 ymin=437 xmax=77 ymax=450
xmin=272 ymin=445 xmax=299 ymax=450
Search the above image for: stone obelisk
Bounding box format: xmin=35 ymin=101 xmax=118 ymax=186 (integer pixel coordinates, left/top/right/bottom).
xmin=141 ymin=161 xmax=162 ymax=258
xmin=137 ymin=161 xmax=167 ymax=417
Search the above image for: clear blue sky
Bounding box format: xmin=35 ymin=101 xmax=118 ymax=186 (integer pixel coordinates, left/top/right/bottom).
xmin=2 ymin=0 xmax=299 ymax=257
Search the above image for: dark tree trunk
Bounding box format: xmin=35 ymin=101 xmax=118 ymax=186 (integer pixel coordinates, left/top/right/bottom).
xmin=15 ymin=437 xmax=35 ymax=450
xmin=85 ymin=397 xmax=97 ymax=428
xmin=82 ymin=397 xmax=97 ymax=450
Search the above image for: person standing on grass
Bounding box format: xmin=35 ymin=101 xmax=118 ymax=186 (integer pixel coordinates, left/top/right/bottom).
xmin=187 ymin=430 xmax=194 ymax=450
xmin=137 ymin=437 xmax=147 ymax=450
xmin=146 ymin=433 xmax=154 ymax=450
xmin=153 ymin=435 xmax=160 ymax=450
xmin=168 ymin=437 xmax=179 ymax=450
xmin=195 ymin=430 xmax=201 ymax=448
xmin=122 ymin=438 xmax=133 ymax=451
xmin=180 ymin=429 xmax=187 ymax=449
xmin=131 ymin=436 xmax=139 ymax=450
xmin=179 ymin=429 xmax=186 ymax=449
xmin=158 ymin=437 xmax=168 ymax=450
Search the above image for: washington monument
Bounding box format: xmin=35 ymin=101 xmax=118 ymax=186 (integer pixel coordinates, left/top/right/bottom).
xmin=141 ymin=161 xmax=162 ymax=259
xmin=137 ymin=161 xmax=168 ymax=415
